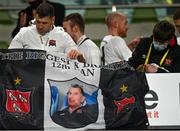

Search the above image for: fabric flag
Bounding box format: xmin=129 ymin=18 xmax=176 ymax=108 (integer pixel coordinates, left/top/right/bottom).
xmin=0 ymin=49 xmax=150 ymax=130
xmin=44 ymin=52 xmax=101 ymax=130
xmin=99 ymin=62 xmax=150 ymax=129
xmin=0 ymin=49 xmax=46 ymax=130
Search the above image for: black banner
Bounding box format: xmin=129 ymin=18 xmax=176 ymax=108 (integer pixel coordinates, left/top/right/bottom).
xmin=99 ymin=62 xmax=149 ymax=129
xmin=0 ymin=49 xmax=46 ymax=130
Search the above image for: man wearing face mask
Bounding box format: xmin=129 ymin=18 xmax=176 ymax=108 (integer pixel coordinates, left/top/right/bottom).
xmin=128 ymin=20 xmax=180 ymax=73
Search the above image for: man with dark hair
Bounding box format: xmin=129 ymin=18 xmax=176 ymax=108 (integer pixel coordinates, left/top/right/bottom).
xmin=51 ymin=84 xmax=98 ymax=128
xmin=9 ymin=3 xmax=83 ymax=61
xmin=173 ymin=9 xmax=180 ymax=45
xmin=11 ymin=0 xmax=65 ymax=38
xmin=128 ymin=20 xmax=180 ymax=73
xmin=63 ymin=84 xmax=85 ymax=113
xmin=63 ymin=13 xmax=101 ymax=65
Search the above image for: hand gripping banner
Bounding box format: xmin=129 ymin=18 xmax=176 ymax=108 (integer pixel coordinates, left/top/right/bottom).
xmin=44 ymin=52 xmax=101 ymax=130
xmin=0 ymin=50 xmax=152 ymax=130
xmin=0 ymin=50 xmax=102 ymax=130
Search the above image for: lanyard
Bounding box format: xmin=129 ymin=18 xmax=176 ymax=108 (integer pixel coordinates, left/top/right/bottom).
xmin=144 ymin=43 xmax=169 ymax=66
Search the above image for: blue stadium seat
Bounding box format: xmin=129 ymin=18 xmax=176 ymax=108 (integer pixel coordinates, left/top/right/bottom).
xmin=50 ymin=86 xmax=60 ymax=116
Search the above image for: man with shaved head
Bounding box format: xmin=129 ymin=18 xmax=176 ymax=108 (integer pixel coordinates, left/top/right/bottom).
xmin=106 ymin=12 xmax=128 ymax=37
xmin=100 ymin=12 xmax=137 ymax=65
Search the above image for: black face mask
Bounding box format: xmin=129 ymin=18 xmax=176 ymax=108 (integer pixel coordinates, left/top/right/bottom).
xmin=29 ymin=1 xmax=42 ymax=9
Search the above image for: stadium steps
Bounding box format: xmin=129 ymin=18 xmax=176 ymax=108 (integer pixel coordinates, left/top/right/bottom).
xmin=84 ymin=9 xmax=107 ymax=23
xmin=0 ymin=41 xmax=8 ymax=49
xmin=132 ymin=8 xmax=158 ymax=22
xmin=0 ymin=11 xmax=14 ymax=25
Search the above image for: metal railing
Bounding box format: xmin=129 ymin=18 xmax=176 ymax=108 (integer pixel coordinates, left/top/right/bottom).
xmin=0 ymin=3 xmax=180 ymax=11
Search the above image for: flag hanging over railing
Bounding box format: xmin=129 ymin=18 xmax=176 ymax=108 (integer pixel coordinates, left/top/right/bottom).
xmin=44 ymin=52 xmax=101 ymax=130
xmin=0 ymin=49 xmax=46 ymax=130
xmin=99 ymin=63 xmax=149 ymax=129
xmin=0 ymin=49 xmax=180 ymax=130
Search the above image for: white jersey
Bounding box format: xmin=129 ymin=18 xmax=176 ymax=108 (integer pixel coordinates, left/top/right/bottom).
xmin=77 ymin=35 xmax=101 ymax=66
xmin=100 ymin=35 xmax=132 ymax=65
xmin=177 ymin=37 xmax=180 ymax=46
xmin=9 ymin=25 xmax=77 ymax=54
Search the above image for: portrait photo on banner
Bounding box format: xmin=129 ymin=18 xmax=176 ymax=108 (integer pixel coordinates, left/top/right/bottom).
xmin=47 ymin=77 xmax=99 ymax=128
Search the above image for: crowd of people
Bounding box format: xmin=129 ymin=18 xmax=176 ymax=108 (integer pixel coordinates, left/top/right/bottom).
xmin=5 ymin=0 xmax=180 ymax=129
xmin=8 ymin=1 xmax=180 ymax=73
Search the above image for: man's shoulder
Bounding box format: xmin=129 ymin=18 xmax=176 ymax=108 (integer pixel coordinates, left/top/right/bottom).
xmin=138 ymin=36 xmax=152 ymax=48
xmin=19 ymin=25 xmax=36 ymax=34
xmin=141 ymin=36 xmax=152 ymax=42
xmin=177 ymin=37 xmax=180 ymax=46
xmin=108 ymin=36 xmax=126 ymax=46
xmin=101 ymin=35 xmax=124 ymax=44
xmin=112 ymin=35 xmax=124 ymax=41
xmin=171 ymin=42 xmax=180 ymax=52
xmin=54 ymin=107 xmax=69 ymax=116
xmin=102 ymin=35 xmax=112 ymax=41
xmin=51 ymin=26 xmax=71 ymax=38
xmin=103 ymin=35 xmax=125 ymax=43
xmin=53 ymin=26 xmax=64 ymax=33
xmin=83 ymin=38 xmax=98 ymax=48
xmin=100 ymin=35 xmax=111 ymax=48
xmin=51 ymin=26 xmax=67 ymax=35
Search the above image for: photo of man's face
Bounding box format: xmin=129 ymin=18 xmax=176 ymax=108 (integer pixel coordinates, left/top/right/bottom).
xmin=48 ymin=78 xmax=98 ymax=128
xmin=67 ymin=86 xmax=85 ymax=113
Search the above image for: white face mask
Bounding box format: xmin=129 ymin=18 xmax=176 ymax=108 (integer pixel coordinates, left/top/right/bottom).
xmin=153 ymin=41 xmax=167 ymax=51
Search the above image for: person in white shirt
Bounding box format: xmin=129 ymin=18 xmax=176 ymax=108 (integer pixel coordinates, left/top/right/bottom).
xmin=100 ymin=12 xmax=134 ymax=65
xmin=173 ymin=9 xmax=180 ymax=45
xmin=63 ymin=13 xmax=101 ymax=66
xmin=9 ymin=2 xmax=83 ymax=61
